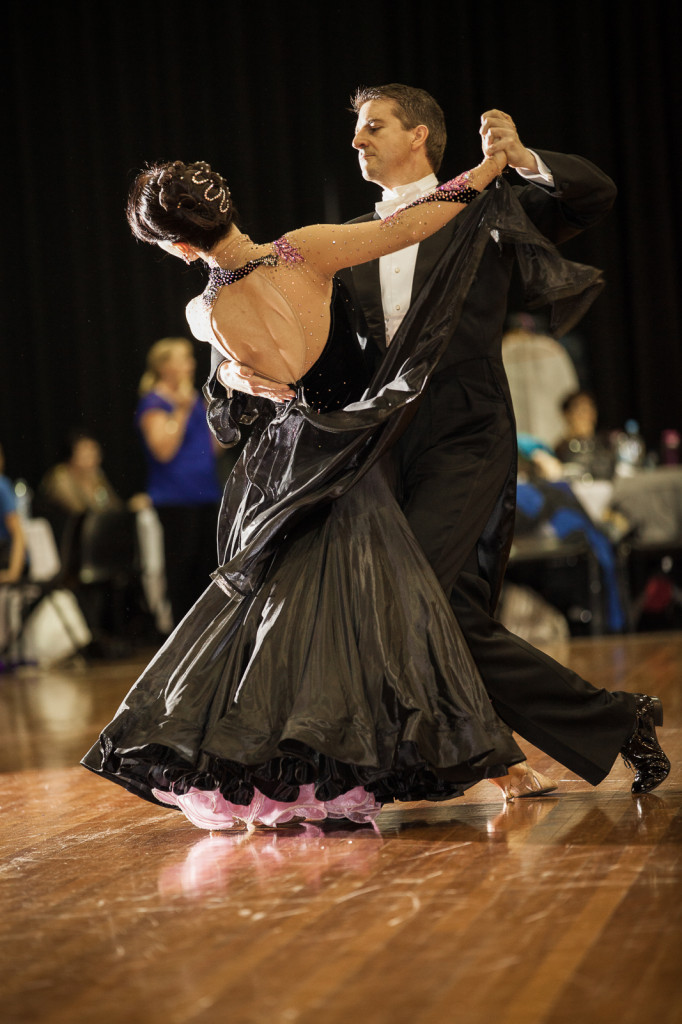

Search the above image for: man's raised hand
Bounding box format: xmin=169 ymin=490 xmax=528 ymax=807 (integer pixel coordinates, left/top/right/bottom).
xmin=216 ymin=359 xmax=296 ymax=403
xmin=480 ymin=110 xmax=539 ymax=174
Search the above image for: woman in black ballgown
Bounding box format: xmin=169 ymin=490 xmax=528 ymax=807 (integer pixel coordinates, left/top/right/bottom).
xmin=82 ymin=148 xmax=560 ymax=829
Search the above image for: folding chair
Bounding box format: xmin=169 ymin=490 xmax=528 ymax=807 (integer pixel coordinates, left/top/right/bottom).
xmin=1 ymin=517 xmax=91 ymax=668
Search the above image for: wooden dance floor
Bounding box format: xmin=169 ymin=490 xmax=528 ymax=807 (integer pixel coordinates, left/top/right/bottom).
xmin=1 ymin=633 xmax=681 ymax=1024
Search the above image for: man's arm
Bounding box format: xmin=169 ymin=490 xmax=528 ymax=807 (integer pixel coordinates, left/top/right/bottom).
xmin=481 ymin=109 xmax=617 ymax=244
xmin=207 ymin=343 xmax=296 ymax=406
xmin=516 ymin=149 xmax=617 ymax=243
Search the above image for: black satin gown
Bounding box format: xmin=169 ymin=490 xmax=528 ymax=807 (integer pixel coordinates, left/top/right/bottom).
xmin=82 ymin=283 xmax=524 ymax=825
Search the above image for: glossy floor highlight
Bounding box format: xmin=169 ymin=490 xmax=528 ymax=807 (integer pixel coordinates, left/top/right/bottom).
xmin=1 ymin=633 xmax=681 ymax=1024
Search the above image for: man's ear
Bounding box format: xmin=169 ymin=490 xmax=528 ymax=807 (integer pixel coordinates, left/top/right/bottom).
xmin=411 ymin=124 xmax=429 ymax=151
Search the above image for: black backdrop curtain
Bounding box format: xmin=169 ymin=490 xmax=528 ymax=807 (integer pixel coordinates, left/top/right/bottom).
xmin=2 ymin=0 xmax=680 ymax=496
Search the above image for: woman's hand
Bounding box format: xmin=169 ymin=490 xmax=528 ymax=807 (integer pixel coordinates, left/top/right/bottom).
xmin=489 ymin=149 xmax=508 ymax=174
xmin=216 ymin=359 xmax=295 ymax=404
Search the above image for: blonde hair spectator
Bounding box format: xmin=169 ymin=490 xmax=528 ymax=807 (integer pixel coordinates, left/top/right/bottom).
xmin=139 ymin=337 xmax=194 ymax=396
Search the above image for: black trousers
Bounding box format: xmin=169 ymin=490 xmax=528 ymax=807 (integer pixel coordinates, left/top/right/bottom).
xmin=156 ymin=504 xmax=219 ymax=628
xmin=448 ymin=571 xmax=635 ymax=784
xmin=397 ymin=363 xmax=636 ymax=785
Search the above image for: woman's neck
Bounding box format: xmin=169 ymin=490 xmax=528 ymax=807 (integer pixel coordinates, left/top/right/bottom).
xmin=207 ymin=228 xmax=262 ymax=268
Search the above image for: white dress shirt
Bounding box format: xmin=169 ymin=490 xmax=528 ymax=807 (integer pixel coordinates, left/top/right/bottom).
xmin=375 ymin=155 xmax=554 ymax=343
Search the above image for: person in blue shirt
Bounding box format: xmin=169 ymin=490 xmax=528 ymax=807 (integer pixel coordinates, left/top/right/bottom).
xmin=0 ymin=443 xmax=26 ymax=585
xmin=136 ymin=337 xmax=222 ymax=626
xmin=516 ymin=434 xmax=625 ymax=633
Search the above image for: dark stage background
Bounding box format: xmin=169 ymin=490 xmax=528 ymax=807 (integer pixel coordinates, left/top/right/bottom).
xmin=3 ymin=1 xmax=680 ymax=498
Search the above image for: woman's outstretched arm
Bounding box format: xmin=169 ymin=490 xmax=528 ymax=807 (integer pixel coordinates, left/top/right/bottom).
xmin=285 ymin=154 xmax=504 ymax=277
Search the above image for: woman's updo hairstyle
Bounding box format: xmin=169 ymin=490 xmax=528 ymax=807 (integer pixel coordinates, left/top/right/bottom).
xmin=127 ymin=160 xmax=236 ymax=251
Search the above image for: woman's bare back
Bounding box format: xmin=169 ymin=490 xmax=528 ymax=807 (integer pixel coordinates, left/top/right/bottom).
xmin=209 ymin=257 xmax=334 ymax=385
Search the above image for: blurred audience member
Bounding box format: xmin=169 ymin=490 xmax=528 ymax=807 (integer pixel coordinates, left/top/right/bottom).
xmin=660 ymin=429 xmax=681 ymax=466
xmin=136 ymin=337 xmax=222 ymax=626
xmin=36 ymin=431 xmax=145 ymax=656
xmin=516 ymin=437 xmax=626 ymax=632
xmin=0 ymin=443 xmax=27 ymax=584
xmin=555 ymin=391 xmax=616 ymax=480
xmin=517 ymin=433 xmax=564 ymax=482
xmin=502 ymin=314 xmax=580 ymax=449
xmin=39 ymin=430 xmax=124 ymax=518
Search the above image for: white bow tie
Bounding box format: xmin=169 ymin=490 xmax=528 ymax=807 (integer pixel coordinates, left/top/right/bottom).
xmin=375 ymin=183 xmax=430 ymax=219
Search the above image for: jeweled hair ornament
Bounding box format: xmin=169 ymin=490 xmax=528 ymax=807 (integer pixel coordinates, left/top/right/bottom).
xmin=190 ymin=162 xmax=231 ymax=214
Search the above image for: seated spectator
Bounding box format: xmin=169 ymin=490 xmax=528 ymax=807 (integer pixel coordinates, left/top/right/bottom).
xmin=555 ymin=390 xmax=616 ymax=480
xmin=0 ymin=443 xmax=27 ymax=584
xmin=38 ymin=430 xmax=124 ymax=519
xmin=36 ymin=431 xmax=145 ymax=656
xmin=515 ymin=437 xmax=626 ymax=633
xmin=37 ymin=429 xmax=148 ymax=553
xmin=517 ymin=433 xmax=564 ymax=482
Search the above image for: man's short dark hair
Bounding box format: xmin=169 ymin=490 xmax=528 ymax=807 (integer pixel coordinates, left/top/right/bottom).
xmin=351 ymin=83 xmax=447 ymax=174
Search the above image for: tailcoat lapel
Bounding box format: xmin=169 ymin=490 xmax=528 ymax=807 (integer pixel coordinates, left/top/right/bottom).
xmin=347 ymin=258 xmax=386 ymax=353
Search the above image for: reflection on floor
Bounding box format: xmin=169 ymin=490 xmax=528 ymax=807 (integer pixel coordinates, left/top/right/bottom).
xmin=1 ymin=634 xmax=681 ymax=1024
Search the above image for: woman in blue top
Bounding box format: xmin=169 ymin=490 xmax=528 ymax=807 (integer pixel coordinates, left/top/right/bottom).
xmin=136 ymin=337 xmax=222 ymax=627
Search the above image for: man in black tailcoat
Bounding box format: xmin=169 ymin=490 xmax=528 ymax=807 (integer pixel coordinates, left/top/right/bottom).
xmin=208 ymin=84 xmax=669 ymax=795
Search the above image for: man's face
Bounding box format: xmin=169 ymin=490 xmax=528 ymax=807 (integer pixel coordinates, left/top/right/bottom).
xmin=352 ymin=98 xmax=418 ymax=189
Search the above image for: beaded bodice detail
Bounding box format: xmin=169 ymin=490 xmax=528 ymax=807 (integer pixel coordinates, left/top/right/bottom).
xmin=202 ymin=254 xmax=278 ymax=308
xmin=201 ymin=235 xmax=304 ymax=309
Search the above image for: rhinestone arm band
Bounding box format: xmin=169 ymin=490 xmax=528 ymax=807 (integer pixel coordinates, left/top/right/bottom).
xmin=383 ymin=165 xmax=496 ymax=224
xmin=433 ymin=169 xmax=482 ymax=204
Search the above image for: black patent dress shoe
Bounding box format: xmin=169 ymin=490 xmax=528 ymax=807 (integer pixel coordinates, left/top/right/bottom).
xmin=620 ymin=694 xmax=670 ymax=795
